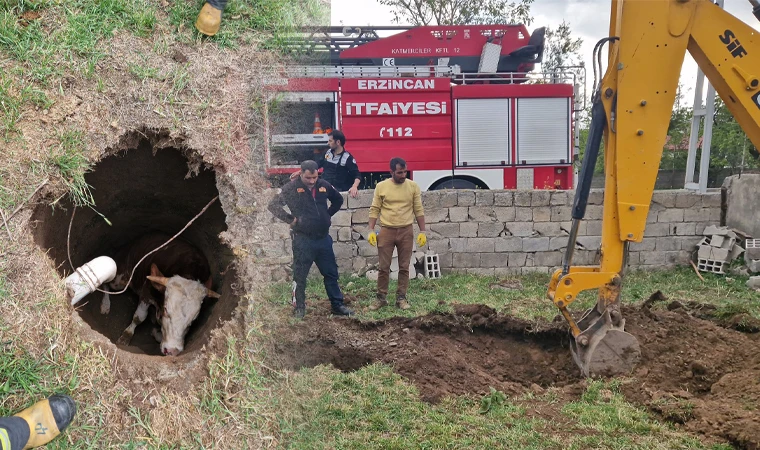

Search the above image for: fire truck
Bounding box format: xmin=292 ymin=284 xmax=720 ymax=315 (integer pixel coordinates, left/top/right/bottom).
xmin=264 ymin=25 xmax=582 ymax=191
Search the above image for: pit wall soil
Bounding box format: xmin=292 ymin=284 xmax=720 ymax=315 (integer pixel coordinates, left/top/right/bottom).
xmin=252 ymin=187 xmax=724 ymax=280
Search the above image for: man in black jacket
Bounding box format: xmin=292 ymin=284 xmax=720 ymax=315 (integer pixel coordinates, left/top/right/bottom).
xmin=268 ymin=160 xmax=353 ymax=319
xmin=291 ymin=130 xmax=362 ymax=198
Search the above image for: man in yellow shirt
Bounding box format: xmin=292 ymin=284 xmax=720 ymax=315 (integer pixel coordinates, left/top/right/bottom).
xmin=367 ymin=157 xmax=427 ymax=310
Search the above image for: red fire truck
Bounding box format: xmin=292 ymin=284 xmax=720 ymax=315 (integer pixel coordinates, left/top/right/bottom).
xmin=264 ymin=25 xmax=582 ymax=190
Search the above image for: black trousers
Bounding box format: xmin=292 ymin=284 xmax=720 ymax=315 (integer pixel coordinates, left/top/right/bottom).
xmin=292 ymin=233 xmax=344 ymax=309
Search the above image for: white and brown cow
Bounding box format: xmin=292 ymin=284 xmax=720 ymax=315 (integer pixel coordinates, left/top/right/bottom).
xmin=100 ymin=232 xmax=220 ymax=356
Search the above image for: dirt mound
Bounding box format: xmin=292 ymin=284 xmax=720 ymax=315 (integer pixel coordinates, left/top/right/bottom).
xmin=274 ymin=300 xmax=760 ymax=447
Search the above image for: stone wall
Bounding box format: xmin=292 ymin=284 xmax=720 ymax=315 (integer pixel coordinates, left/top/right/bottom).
xmin=251 ymin=188 xmax=723 ymax=280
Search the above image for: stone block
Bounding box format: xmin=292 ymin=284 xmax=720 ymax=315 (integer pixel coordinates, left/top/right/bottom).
xmin=584 ymin=220 xmax=603 ymax=236
xmin=495 ymin=237 xmax=523 ymax=252
xmin=551 ymin=206 xmax=572 ymax=222
xmin=357 ymin=241 xmax=377 ymax=257
xmin=573 ymin=250 xmax=599 ymax=265
xmin=329 ymin=228 xmax=338 ymax=241
xmin=652 ymin=191 xmax=677 ymax=208
xmin=449 ymin=238 xmax=468 ymax=253
xmin=533 ymin=222 xmax=563 ymax=237
xmin=469 ymin=206 xmax=497 ymax=222
xmin=655 ymin=237 xmax=680 ymax=251
xmin=348 ymin=191 xmax=375 ymax=208
xmin=494 ymin=191 xmax=514 ymax=206
xmin=453 ymin=253 xmax=481 ymax=268
xmin=337 ymin=258 xmax=353 ymax=273
xmin=508 ymin=253 xmax=527 ymax=267
xmin=458 ymin=191 xmax=476 ymax=206
xmin=440 ymin=191 xmax=458 ymax=207
xmin=533 ymin=251 xmax=562 ymax=267
xmin=630 ymin=238 xmax=656 ymax=251
xmin=481 ymin=253 xmax=507 ymax=268
xmin=684 ymin=208 xmax=712 ymax=222
xmin=332 ymin=210 xmax=352 ymax=227
xmin=479 ymin=222 xmax=505 ymax=237
xmin=438 ymin=253 xmax=453 ymax=268
xmin=576 ymin=236 xmax=601 ymax=250
xmin=523 ymin=237 xmax=550 ymax=252
xmin=640 ymin=252 xmax=676 ymax=265
xmin=429 ymin=238 xmax=450 ymax=254
xmin=467 ymin=238 xmax=496 ymax=252
xmin=352 ymin=256 xmax=368 ymax=272
xmin=657 ymin=209 xmax=684 ymax=223
xmin=550 ymin=191 xmax=568 ymax=206
xmin=647 ymin=208 xmax=659 ymax=223
xmin=588 ymin=190 xmax=604 ymax=205
xmin=352 ymin=208 xmax=370 ymax=224
xmin=669 ymin=222 xmax=696 ymax=236
xmin=468 ymin=268 xmax=496 ymax=276
xmin=514 ymin=191 xmax=532 ymax=206
xmin=709 ymin=208 xmax=722 ymax=221
xmin=333 ymin=242 xmax=356 ymax=259
xmin=675 ymin=191 xmax=701 ymax=208
xmin=585 ymin=205 xmax=604 ymax=220
xmin=549 ymin=237 xmax=568 ymax=251
xmin=531 ymin=190 xmax=552 ymax=206
xmin=515 ymin=207 xmax=533 ymax=221
xmin=494 ymin=207 xmax=516 ymax=223
xmin=426 ymin=208 xmax=449 ymax=224
xmin=644 ymin=223 xmax=670 ymax=237
xmin=533 ymin=207 xmax=551 ymax=222
xmin=449 ymin=207 xmax=469 ymax=222
xmin=522 ymin=266 xmax=550 ymax=275
xmin=430 ymin=223 xmax=460 ymax=237
xmin=338 ymin=227 xmax=352 ymax=241
xmin=476 ymin=191 xmax=494 ymax=206
xmin=702 ymin=192 xmax=722 ymax=208
xmin=422 ymin=191 xmax=442 ymax=209
xmin=460 ymin=222 xmax=478 ymax=237
xmin=507 ymin=222 xmax=536 ymax=237
xmin=495 ymin=267 xmax=522 ymax=276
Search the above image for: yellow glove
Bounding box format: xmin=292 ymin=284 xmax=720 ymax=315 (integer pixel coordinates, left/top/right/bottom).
xmin=416 ymin=233 xmax=427 ymax=247
xmin=368 ymin=231 xmax=377 ymax=247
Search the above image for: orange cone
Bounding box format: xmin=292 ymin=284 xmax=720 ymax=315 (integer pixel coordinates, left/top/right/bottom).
xmin=313 ymin=113 xmax=323 ymax=134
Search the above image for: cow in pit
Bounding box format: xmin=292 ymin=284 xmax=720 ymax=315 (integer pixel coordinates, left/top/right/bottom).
xmin=100 ymin=232 xmax=220 ymax=356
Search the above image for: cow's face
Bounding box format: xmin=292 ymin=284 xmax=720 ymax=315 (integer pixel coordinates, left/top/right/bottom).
xmin=158 ymin=276 xmax=207 ymax=356
xmin=147 ymin=264 xmax=220 ymax=356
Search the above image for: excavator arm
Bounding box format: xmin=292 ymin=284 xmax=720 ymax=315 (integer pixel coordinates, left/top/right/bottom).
xmin=548 ymin=0 xmax=760 ymax=377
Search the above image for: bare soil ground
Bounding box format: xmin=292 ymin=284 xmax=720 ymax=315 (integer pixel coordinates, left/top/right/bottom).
xmin=273 ymin=297 xmax=760 ymax=449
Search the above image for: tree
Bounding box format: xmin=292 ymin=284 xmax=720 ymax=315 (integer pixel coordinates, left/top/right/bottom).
xmin=376 ymin=0 xmax=535 ymax=26
xmin=541 ymin=20 xmax=583 ymax=74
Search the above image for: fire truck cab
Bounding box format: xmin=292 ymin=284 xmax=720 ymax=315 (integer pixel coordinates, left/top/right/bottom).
xmin=264 ymin=25 xmax=581 ymax=191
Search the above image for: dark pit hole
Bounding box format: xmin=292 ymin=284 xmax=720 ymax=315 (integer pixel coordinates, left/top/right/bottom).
xmin=31 ymin=130 xmax=238 ymax=357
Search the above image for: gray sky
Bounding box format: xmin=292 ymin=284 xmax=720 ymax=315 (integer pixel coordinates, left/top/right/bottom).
xmin=331 ymin=0 xmax=758 ymax=105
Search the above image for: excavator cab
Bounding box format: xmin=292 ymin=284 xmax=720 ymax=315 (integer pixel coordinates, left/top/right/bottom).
xmin=548 ymin=0 xmax=760 ymax=377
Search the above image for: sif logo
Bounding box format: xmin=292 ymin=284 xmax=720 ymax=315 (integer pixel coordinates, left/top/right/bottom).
xmin=720 ymin=29 xmax=748 ymax=58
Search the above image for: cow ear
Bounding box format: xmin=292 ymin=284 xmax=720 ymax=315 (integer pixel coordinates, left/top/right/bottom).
xmin=151 ymin=263 xmax=165 ymax=278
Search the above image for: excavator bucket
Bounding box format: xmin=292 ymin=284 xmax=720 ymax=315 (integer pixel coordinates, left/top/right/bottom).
xmin=570 ymin=306 xmax=641 ymax=378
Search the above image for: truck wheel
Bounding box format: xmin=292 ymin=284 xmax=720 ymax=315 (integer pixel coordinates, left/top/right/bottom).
xmin=431 ymin=178 xmax=480 ymax=190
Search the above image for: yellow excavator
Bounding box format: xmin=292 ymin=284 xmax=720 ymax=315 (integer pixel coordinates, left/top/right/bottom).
xmin=548 ymin=0 xmax=760 ymax=377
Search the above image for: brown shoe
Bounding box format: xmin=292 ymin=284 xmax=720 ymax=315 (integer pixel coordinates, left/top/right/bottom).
xmin=396 ymin=296 xmax=410 ymax=310
xmin=369 ymin=296 xmax=388 ymax=311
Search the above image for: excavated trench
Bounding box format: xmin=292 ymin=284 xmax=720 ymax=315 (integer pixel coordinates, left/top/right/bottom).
xmin=31 ymin=131 xmax=238 ymax=358
xmin=274 ymin=299 xmax=760 ymax=447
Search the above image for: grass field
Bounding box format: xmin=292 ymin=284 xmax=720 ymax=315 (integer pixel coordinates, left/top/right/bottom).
xmin=1 ymin=266 xmax=751 ymax=448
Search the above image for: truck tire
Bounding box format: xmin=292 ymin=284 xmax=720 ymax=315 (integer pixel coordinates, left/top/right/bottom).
xmin=431 ymin=178 xmax=480 ymax=190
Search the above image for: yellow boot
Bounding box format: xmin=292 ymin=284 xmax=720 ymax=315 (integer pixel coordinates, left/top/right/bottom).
xmin=13 ymin=394 xmax=76 ymax=449
xmin=195 ymin=3 xmax=222 ymax=36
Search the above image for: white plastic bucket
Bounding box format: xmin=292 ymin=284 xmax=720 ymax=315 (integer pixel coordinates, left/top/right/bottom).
xmin=65 ymin=256 xmax=117 ymax=305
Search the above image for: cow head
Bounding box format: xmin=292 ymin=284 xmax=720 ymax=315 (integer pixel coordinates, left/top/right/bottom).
xmin=146 ymin=264 xmax=221 ymax=356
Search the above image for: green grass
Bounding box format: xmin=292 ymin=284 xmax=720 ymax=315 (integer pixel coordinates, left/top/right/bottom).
xmin=269 ymin=266 xmax=760 ymax=323
xmin=48 ymin=129 xmax=94 ymax=207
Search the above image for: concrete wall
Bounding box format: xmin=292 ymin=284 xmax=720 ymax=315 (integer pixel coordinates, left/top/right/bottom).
xmin=251 ymin=188 xmax=722 ymax=280
xmin=723 ymin=174 xmax=760 ymax=239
